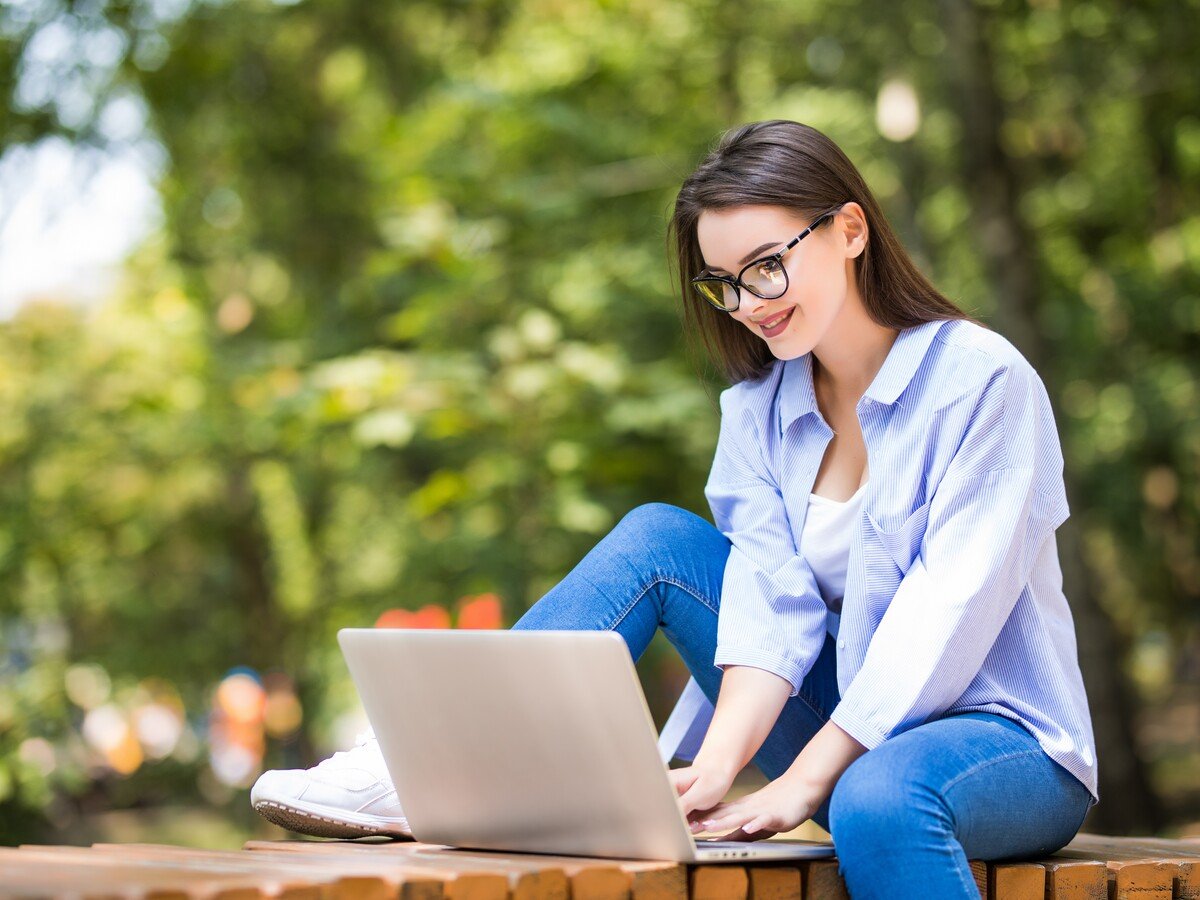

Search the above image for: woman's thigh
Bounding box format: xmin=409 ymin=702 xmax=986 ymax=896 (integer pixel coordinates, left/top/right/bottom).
xmin=510 ymin=503 xmax=730 ymax=679
xmin=828 ymin=712 xmax=1092 ymax=897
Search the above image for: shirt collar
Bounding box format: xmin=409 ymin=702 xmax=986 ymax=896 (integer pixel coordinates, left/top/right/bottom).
xmin=780 ymin=318 xmax=948 ymax=428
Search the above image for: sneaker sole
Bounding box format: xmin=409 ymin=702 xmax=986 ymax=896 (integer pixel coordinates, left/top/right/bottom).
xmin=253 ymin=799 xmax=415 ymax=840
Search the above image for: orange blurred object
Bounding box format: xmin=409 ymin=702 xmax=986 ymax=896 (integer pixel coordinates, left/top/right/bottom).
xmin=206 ymin=669 xmax=268 ymax=787
xmin=375 ymin=604 xmax=451 ymax=629
xmin=215 ymin=673 xmax=267 ymax=725
xmin=107 ymin=728 xmax=145 ymax=775
xmin=456 ymin=593 xmax=504 ymax=629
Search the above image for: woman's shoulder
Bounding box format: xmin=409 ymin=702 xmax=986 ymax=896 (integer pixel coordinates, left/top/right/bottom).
xmin=718 ymin=355 xmax=786 ymax=409
xmin=928 ymin=317 xmax=1046 ymax=392
xmin=934 ymin=318 xmax=1035 ymax=370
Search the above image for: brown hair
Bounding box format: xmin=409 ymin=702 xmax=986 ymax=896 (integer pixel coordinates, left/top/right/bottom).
xmin=669 ymin=120 xmax=981 ymax=386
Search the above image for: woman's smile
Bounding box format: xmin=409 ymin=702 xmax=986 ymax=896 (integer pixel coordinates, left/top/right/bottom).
xmin=757 ymin=307 xmax=795 ymax=337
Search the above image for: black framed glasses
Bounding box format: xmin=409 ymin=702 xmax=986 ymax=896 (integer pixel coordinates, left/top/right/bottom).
xmin=691 ymin=205 xmax=846 ymax=312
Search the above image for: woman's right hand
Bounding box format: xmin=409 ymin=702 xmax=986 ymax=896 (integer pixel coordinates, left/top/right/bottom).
xmin=669 ymin=760 xmax=738 ymax=830
xmin=666 ymin=666 xmax=790 ymax=831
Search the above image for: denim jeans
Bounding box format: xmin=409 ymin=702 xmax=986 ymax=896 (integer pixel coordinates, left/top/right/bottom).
xmin=512 ymin=503 xmax=1092 ymax=897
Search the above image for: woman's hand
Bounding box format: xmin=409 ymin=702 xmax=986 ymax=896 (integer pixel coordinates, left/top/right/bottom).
xmin=691 ymin=771 xmax=825 ymax=842
xmin=665 ymin=666 xmax=792 ymax=831
xmin=669 ymin=760 xmax=738 ymax=825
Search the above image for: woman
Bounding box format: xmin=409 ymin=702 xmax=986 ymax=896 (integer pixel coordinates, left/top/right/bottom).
xmin=253 ymin=120 xmax=1098 ymax=898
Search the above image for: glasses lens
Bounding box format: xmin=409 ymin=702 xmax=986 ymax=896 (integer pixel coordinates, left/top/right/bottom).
xmin=742 ymin=258 xmax=788 ymax=299
xmin=693 ymin=279 xmax=737 ymax=311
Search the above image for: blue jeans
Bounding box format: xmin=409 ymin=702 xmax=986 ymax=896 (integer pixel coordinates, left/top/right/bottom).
xmin=512 ymin=503 xmax=1092 ymax=897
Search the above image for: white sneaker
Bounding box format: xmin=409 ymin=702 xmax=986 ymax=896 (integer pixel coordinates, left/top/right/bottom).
xmin=251 ymin=728 xmax=414 ymax=839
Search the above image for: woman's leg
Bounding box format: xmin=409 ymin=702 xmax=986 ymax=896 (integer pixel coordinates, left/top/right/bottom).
xmin=828 ymin=711 xmax=1093 ymax=899
xmin=511 ymin=502 xmax=841 ymax=830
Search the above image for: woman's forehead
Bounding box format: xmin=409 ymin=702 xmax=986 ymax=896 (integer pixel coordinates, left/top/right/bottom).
xmin=696 ymin=205 xmax=806 ymax=270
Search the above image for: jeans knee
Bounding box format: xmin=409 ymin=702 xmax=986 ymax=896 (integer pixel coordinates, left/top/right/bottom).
xmin=614 ymin=503 xmax=717 ymax=551
xmin=828 ymin=763 xmax=871 ymax=845
xmin=828 ymin=755 xmax=948 ymax=849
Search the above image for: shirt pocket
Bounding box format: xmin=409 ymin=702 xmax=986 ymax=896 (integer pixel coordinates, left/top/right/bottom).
xmin=865 ymin=499 xmax=932 ymax=576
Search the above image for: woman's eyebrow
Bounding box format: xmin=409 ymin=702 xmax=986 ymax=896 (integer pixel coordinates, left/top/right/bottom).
xmin=703 ymin=239 xmax=782 ymax=274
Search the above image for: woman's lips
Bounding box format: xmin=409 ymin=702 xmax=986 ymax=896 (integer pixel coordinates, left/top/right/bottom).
xmin=760 ymin=308 xmax=795 ymax=337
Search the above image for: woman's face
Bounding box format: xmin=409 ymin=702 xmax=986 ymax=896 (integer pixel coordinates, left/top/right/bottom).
xmin=695 ymin=204 xmax=860 ymax=360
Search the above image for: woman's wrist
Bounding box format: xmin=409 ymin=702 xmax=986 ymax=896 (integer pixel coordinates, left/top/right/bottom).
xmin=783 ymin=720 xmax=868 ymax=796
xmin=689 ymin=747 xmax=742 ymax=782
xmin=689 ymin=664 xmax=792 ymax=781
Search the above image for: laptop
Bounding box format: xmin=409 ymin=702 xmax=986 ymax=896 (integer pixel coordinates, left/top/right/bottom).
xmin=337 ymin=628 xmax=836 ymax=863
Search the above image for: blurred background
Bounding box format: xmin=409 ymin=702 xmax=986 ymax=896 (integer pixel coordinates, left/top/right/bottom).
xmin=1 ymin=0 xmax=1197 ymax=848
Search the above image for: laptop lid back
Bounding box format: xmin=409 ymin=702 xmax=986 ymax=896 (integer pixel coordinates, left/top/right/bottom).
xmin=336 ymin=628 xmax=697 ymax=860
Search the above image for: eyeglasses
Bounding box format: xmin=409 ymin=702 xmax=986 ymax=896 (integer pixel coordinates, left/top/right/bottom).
xmin=691 ymin=205 xmax=845 ymax=312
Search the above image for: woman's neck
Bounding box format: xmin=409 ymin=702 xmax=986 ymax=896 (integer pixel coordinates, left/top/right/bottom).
xmin=812 ymin=306 xmax=900 ymax=402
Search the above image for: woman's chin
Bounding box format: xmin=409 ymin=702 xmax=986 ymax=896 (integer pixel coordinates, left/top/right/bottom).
xmin=765 ymin=334 xmax=812 ymax=361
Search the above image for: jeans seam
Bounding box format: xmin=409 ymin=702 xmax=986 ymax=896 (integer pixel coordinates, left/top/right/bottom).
xmin=940 ymin=746 xmax=1049 ymax=855
xmin=608 ymin=574 xmax=719 ymax=633
xmin=934 ymin=763 xmax=1005 ymax=899
xmin=947 ymin=836 xmax=978 ymax=898
xmin=948 ymin=746 xmax=1091 ymax=844
xmin=940 ymin=747 xmax=1046 ymax=800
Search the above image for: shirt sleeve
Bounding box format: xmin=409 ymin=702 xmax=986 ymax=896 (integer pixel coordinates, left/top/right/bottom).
xmin=830 ymin=361 xmax=1071 ymax=749
xmin=705 ymin=385 xmax=830 ymax=697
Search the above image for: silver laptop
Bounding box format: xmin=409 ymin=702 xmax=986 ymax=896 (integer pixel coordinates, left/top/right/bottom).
xmin=337 ymin=628 xmax=836 ymax=863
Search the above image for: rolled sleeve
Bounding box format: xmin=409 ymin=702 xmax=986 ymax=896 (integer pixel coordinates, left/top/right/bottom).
xmin=831 ymin=362 xmax=1071 ymax=748
xmin=705 ymin=387 xmax=828 ymax=697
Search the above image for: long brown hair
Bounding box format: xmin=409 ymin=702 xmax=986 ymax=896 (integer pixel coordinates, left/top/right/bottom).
xmin=669 ymin=120 xmax=981 ymax=386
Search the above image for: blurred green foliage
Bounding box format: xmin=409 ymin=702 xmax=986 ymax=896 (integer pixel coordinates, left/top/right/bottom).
xmin=1 ymin=0 xmax=1198 ymax=843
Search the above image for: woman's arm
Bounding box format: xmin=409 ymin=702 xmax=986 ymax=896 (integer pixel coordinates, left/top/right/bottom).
xmin=830 ymin=361 xmax=1070 ymax=752
xmin=704 ymin=383 xmax=829 ymax=701
xmin=681 ymin=662 xmax=868 ymax=830
xmin=783 ymin=719 xmax=868 ymax=797
xmin=674 ymin=381 xmax=830 ymax=818
xmin=687 ymin=667 xmax=866 ymax=807
xmin=691 ymin=717 xmax=868 ymax=838
xmin=675 ymin=664 xmax=792 ymax=819
xmin=691 ymin=664 xmax=792 ymax=776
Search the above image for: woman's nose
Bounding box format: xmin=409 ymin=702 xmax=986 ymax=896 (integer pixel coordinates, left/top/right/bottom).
xmin=735 ymin=293 xmax=767 ymax=321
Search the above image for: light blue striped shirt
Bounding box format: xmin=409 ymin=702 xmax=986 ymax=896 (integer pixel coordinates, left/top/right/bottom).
xmin=656 ymin=318 xmax=1099 ymax=806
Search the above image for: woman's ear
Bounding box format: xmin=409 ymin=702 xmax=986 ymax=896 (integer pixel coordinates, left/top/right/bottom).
xmin=838 ymin=202 xmax=869 ymax=259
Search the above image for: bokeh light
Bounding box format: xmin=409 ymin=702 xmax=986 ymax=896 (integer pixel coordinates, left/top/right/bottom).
xmin=375 ymin=604 xmax=452 ymax=629
xmin=456 ymin=592 xmax=504 ymax=629
xmin=208 ymin=668 xmax=267 ymax=788
xmin=262 ymin=671 xmax=303 ymax=739
xmin=64 ymin=663 xmax=112 ymax=710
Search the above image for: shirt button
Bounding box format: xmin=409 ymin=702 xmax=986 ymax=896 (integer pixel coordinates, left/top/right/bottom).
xmin=838 ymin=640 xmax=846 ymax=650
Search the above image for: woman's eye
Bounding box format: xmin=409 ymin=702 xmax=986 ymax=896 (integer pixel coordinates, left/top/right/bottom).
xmin=756 ymin=258 xmax=783 ymax=276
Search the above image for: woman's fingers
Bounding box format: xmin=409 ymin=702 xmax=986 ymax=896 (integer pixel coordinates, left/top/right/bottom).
xmin=669 ymin=769 xmax=702 ymax=811
xmin=696 ymin=811 xmax=732 ymax=830
xmin=679 ymin=783 xmax=719 ymax=817
xmin=673 ymin=764 xmax=736 ymax=820
xmin=679 ymin=786 xmax=709 ymax=818
xmin=699 ymin=802 xmax=770 ymax=833
xmin=686 ymin=800 xmax=733 ymax=831
xmin=700 ymin=808 xmax=775 ymax=840
xmin=718 ymin=823 xmax=775 ymax=842
xmin=667 ymin=769 xmax=691 ymax=795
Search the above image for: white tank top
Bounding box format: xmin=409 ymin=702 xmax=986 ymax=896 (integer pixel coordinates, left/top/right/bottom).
xmin=803 ymin=480 xmax=868 ymax=640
